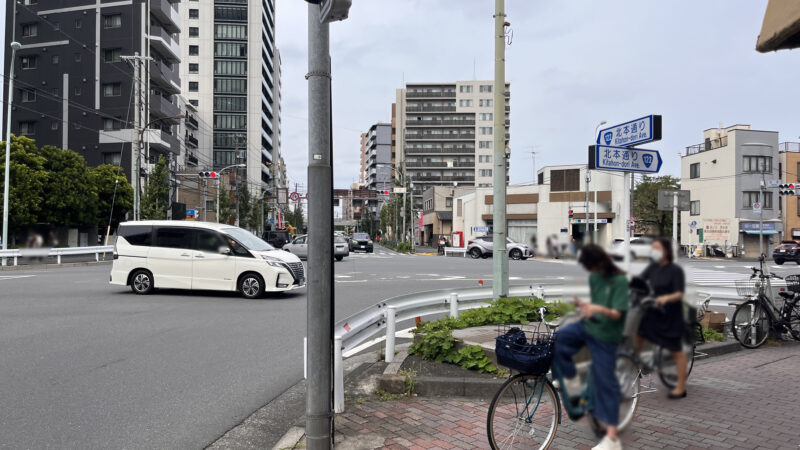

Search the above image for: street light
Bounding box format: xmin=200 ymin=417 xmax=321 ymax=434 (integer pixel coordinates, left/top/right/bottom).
xmin=591 ymin=120 xmax=607 ymax=244
xmin=214 ymin=163 xmax=246 ymax=224
xmin=2 ymin=41 xmax=22 ymax=266
xmin=135 ymin=113 xmax=185 ymax=220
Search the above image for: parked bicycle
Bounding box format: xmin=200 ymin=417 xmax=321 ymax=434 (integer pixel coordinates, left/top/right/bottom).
xmin=732 ymin=257 xmax=800 ymax=348
xmin=486 ymin=307 xmax=641 ymax=449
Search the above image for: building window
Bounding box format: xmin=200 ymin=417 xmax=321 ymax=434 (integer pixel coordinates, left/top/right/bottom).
xmin=479 ymin=169 xmax=493 ymax=177
xmin=479 ymin=99 xmax=494 ymax=107
xmin=51 ymin=55 xmax=59 ymax=64
xmin=103 ymin=14 xmax=122 ymax=29
xmin=690 ymin=200 xmax=700 ymax=216
xmin=74 ymin=53 xmax=82 ymax=62
xmin=479 ymin=141 xmax=493 ymax=149
xmin=479 ymin=127 xmax=493 ymax=135
xmin=53 ymin=22 xmax=60 ymax=31
xmin=103 ymin=48 xmax=122 ymax=63
xmin=479 ymin=155 xmax=493 ymax=163
xmin=743 ymin=155 xmax=772 ymax=173
xmin=74 ymin=87 xmax=81 ymax=96
xmin=189 ymin=9 xmax=199 ymax=19
xmin=742 ymin=191 xmax=772 ymax=209
xmin=20 ymin=56 xmax=37 ymax=69
xmin=22 ymin=23 xmax=38 ymax=38
xmin=104 ymin=153 xmax=121 ymax=165
xmin=214 ymin=78 xmax=247 ymax=93
xmin=189 ymin=45 xmax=199 ymax=56
xmin=189 ymin=27 xmax=199 ymax=37
xmin=214 ymin=96 xmax=247 ymax=112
xmin=551 ymin=169 xmax=581 ymax=192
xmin=446 ymin=197 xmax=453 ymax=207
xmin=214 ymin=114 xmax=247 ymax=130
xmin=188 ymin=82 xmax=199 ymax=92
xmin=458 ymin=99 xmax=473 ymax=107
xmin=214 ymin=6 xmax=247 ymax=21
xmin=214 ymin=24 xmax=247 ymax=39
xmin=51 ymin=121 xmax=59 ymax=130
xmin=459 ymin=85 xmax=472 ymax=93
xmin=102 ymin=118 xmax=122 ymax=131
xmin=796 ymin=162 xmax=800 ymax=182
xmin=215 ymin=42 xmax=247 ymax=57
xmin=189 ymin=99 xmax=199 ymax=107
xmin=214 ymin=60 xmax=247 ymax=76
xmin=102 ymin=83 xmax=121 ymax=97
xmin=479 ymin=113 xmax=493 ymax=121
xmin=480 ymin=85 xmax=492 ymax=93
xmin=75 ymin=19 xmax=82 ymax=29
xmin=51 ymin=88 xmax=59 ymax=96
xmin=189 ymin=63 xmax=199 ymax=73
xmin=690 ymin=163 xmax=700 ymax=179
xmin=21 ymin=89 xmax=36 ymax=102
xmin=19 ymin=121 xmax=36 ymax=136
xmin=214 ymin=150 xmax=236 ymax=166
xmin=23 ymin=0 xmax=38 ymax=4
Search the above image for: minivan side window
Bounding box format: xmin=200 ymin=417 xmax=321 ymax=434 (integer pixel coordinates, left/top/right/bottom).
xmin=154 ymin=227 xmax=194 ymax=249
xmin=294 ymin=236 xmax=306 ymax=244
xmin=119 ymin=225 xmax=152 ymax=246
xmin=195 ymin=230 xmax=226 ymax=253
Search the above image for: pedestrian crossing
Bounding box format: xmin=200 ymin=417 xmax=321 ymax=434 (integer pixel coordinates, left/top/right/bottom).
xmin=690 ymin=270 xmax=751 ymax=287
xmin=345 ymin=250 xmax=409 ymax=259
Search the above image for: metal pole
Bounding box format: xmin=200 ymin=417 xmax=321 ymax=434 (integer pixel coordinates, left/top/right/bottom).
xmin=202 ymin=179 xmax=207 ymax=222
xmin=492 ymin=0 xmax=509 ymax=299
xmin=216 ymin=179 xmax=220 ymax=223
xmin=672 ymin=191 xmax=678 ymax=260
xmin=622 ymin=172 xmax=632 ymax=273
xmin=759 ymin=177 xmax=764 ymax=257
xmin=385 ymin=306 xmax=396 ymax=363
xmin=584 ymin=170 xmax=590 ymax=245
xmin=402 ymin=166 xmax=407 ymax=243
xmin=3 ymin=42 xmax=20 ymax=264
xmin=133 ymin=53 xmax=141 ymax=221
xmin=591 ymin=121 xmax=606 ymax=244
xmin=306 ymin=5 xmax=333 ymax=448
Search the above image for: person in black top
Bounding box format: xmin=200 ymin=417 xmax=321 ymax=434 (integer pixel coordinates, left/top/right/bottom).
xmin=635 ymin=237 xmax=688 ymax=399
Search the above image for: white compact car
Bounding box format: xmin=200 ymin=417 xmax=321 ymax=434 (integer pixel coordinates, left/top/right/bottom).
xmin=608 ymin=236 xmax=653 ymax=261
xmin=110 ymin=221 xmax=305 ymax=298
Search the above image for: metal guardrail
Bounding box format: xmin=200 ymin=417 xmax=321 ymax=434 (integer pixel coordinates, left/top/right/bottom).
xmin=0 ymin=246 xmax=114 ymax=266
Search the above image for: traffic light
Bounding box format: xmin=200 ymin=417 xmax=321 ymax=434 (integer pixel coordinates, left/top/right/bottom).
xmin=779 ymin=183 xmax=797 ymax=195
xmin=199 ymin=171 xmax=218 ymax=179
xmin=568 ymin=209 xmax=574 ymax=219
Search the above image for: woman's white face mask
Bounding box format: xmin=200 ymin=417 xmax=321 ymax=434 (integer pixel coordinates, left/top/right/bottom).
xmin=651 ymin=248 xmax=664 ymax=263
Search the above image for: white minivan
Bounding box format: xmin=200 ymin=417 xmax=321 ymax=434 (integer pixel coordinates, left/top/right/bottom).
xmin=110 ymin=221 xmax=305 ymax=298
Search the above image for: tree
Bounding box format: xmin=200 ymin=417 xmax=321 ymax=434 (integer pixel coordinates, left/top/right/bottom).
xmin=90 ymin=164 xmax=133 ymax=229
xmin=38 ymin=145 xmax=98 ymax=227
xmin=237 ymin=180 xmax=253 ymax=230
xmin=140 ymin=155 xmax=170 ymax=220
xmin=0 ymin=135 xmax=46 ymax=234
xmin=285 ymin=201 xmax=304 ymax=231
xmin=218 ymin=186 xmax=235 ymax=225
xmin=633 ymin=175 xmax=681 ymax=237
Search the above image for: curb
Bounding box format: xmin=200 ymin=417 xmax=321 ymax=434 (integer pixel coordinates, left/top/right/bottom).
xmin=271 ymin=427 xmax=304 ymax=450
xmin=0 ymin=260 xmax=112 ymax=271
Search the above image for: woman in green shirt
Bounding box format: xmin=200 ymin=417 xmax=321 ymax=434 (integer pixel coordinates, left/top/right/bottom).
xmin=553 ymin=244 xmax=629 ymax=450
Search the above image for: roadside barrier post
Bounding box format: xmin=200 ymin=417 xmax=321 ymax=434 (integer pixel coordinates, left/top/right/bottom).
xmin=385 ymin=306 xmax=396 ymax=363
xmin=333 ymin=336 xmax=344 ymax=413
xmin=449 ymin=293 xmax=459 ymax=318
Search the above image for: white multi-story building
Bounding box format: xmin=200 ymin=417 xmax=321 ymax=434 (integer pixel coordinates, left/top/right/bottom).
xmin=394 ymin=81 xmax=510 ymax=203
xmin=179 ymin=0 xmax=282 ymax=200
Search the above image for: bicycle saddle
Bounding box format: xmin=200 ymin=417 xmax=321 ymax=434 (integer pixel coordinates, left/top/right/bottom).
xmin=778 ymin=291 xmax=795 ymax=299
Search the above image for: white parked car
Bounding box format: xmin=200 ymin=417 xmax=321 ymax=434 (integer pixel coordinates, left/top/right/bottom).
xmin=110 ymin=221 xmax=305 ymax=299
xmin=608 ymin=236 xmax=653 ymax=261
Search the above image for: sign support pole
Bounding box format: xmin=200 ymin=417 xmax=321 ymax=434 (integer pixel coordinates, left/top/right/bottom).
xmin=672 ymin=191 xmax=678 ymax=259
xmin=622 ymin=172 xmax=632 ymax=273
xmin=492 ymin=0 xmax=508 ymax=299
xmin=759 ymin=177 xmax=765 ymax=258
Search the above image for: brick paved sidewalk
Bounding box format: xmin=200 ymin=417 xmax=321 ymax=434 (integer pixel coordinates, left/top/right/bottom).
xmin=329 ymin=343 xmax=799 ymax=450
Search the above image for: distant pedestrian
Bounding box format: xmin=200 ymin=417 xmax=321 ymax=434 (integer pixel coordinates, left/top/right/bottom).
xmin=437 ymin=236 xmax=446 ymax=255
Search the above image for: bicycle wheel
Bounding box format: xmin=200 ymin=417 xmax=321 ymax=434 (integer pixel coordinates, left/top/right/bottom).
xmin=732 ymin=300 xmax=770 ymax=348
xmin=656 ymin=343 xmax=695 ymax=389
xmin=616 ymin=353 xmax=641 ymax=432
xmin=487 ymin=374 xmax=559 ymax=450
xmin=786 ymin=301 xmax=800 ymax=340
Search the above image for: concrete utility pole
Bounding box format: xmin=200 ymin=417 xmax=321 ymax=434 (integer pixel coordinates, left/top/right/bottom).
xmin=305 ymin=0 xmax=350 ymax=446
xmin=592 ymin=121 xmax=606 ymax=244
xmin=584 ymin=170 xmax=590 ymax=245
xmin=492 ymin=0 xmax=509 ymax=299
xmin=2 ymin=40 xmax=21 ymax=265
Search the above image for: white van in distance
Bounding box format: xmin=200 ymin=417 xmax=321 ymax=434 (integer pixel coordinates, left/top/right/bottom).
xmin=110 ymin=221 xmax=305 ymax=298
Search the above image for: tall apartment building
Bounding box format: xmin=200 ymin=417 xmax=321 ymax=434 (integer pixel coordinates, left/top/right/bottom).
xmin=4 ymin=0 xmax=185 ymax=186
xmin=394 ymin=81 xmax=510 ymax=202
xmin=363 ymin=123 xmax=392 ymax=191
xmin=680 ymin=124 xmax=781 ymax=256
xmin=359 ymin=132 xmax=367 ymax=186
xmin=179 ymin=0 xmax=282 ymax=197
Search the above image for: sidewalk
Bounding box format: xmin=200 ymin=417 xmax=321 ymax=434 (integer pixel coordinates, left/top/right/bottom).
xmin=285 ymin=343 xmax=799 ymax=449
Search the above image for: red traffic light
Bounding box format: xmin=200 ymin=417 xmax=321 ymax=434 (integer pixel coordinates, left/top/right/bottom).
xmin=568 ymin=209 xmax=574 ymax=215
xmin=210 ymin=171 xmax=217 ymax=179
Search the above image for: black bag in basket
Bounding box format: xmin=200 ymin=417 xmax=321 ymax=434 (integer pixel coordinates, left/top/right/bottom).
xmin=495 ymin=327 xmax=555 ymax=375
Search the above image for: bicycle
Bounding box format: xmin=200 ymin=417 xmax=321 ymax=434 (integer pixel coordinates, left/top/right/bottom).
xmin=732 ymin=257 xmax=800 ymax=348
xmin=486 ymin=307 xmax=641 ymax=449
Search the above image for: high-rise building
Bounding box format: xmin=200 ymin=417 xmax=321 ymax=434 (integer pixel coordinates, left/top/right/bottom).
xmin=179 ymin=0 xmax=281 ymax=198
xmin=359 ymin=132 xmax=368 ymax=187
xmin=363 ymin=123 xmax=392 ymax=192
xmin=394 ymin=81 xmax=510 ymax=200
xmin=4 ymin=0 xmax=185 ymax=185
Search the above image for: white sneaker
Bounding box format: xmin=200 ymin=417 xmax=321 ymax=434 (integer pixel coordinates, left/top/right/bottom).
xmin=592 ymin=436 xmax=622 ymax=450
xmin=562 ymin=376 xmax=582 ymax=398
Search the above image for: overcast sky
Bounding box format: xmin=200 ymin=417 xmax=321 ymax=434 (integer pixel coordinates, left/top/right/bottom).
xmin=4 ymin=1 xmax=799 ymax=192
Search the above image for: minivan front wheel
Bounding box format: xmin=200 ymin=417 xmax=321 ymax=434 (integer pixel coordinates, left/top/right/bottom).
xmin=130 ymin=270 xmax=154 ymax=295
xmin=239 ymin=273 xmax=265 ymax=299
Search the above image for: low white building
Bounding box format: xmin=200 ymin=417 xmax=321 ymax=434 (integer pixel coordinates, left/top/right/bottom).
xmin=453 ymin=164 xmax=627 ymax=254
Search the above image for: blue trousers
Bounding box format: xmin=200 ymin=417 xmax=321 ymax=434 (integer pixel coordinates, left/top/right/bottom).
xmin=553 ymin=322 xmax=621 ymax=426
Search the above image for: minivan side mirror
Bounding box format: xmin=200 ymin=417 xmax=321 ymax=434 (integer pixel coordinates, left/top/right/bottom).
xmin=219 ymin=246 xmax=232 ymax=255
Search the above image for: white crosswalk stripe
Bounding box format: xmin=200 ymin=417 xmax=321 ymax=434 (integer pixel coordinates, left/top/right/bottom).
xmin=690 ymin=270 xmax=750 ymax=286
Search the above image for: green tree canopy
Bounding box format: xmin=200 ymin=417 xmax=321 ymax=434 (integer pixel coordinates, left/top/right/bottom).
xmin=37 ymin=145 xmax=99 ymax=227
xmin=0 ymin=135 xmax=46 ymax=231
xmin=140 ymin=155 xmax=170 ymax=220
xmin=218 ymin=184 xmax=235 ymax=225
xmin=91 ymin=164 xmax=133 ymax=229
xmin=633 ymin=175 xmax=681 ymax=237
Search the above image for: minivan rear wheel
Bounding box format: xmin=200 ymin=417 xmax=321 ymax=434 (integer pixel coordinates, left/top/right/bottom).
xmin=469 ymin=248 xmax=482 ymax=259
xmin=130 ymin=270 xmax=154 ymax=295
xmin=510 ymin=249 xmax=523 ymax=260
xmin=239 ymin=273 xmax=265 ymax=299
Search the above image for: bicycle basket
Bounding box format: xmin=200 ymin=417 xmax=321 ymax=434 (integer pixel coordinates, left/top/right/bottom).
xmin=785 ymin=275 xmax=800 ymax=293
xmin=735 ymin=279 xmax=758 ymax=297
xmin=495 ymin=326 xmax=555 ymax=375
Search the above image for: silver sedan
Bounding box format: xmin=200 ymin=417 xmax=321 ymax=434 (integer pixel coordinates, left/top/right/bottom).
xmin=283 ymin=234 xmax=349 ymax=261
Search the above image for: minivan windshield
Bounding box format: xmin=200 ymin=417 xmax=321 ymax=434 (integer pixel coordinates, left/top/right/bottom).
xmin=222 ymin=227 xmax=275 ymax=251
xmin=353 ymin=233 xmax=370 ymax=240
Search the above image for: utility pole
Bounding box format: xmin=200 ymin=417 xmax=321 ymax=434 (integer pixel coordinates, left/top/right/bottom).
xmin=592 ymin=121 xmax=606 ymax=244
xmin=759 ymin=175 xmax=765 ymax=257
xmin=492 ymin=0 xmax=509 ymax=299
xmin=306 ymin=1 xmax=350 ymax=447
xmin=201 ymin=178 xmax=207 ymax=222
xmin=2 ymin=40 xmax=21 ymax=265
xmin=133 ymin=53 xmax=141 ymax=220
xmin=584 ymin=170 xmax=590 ymax=245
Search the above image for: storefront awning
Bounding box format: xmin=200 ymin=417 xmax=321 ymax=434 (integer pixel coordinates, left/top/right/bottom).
xmin=744 ymin=230 xmax=779 ymax=235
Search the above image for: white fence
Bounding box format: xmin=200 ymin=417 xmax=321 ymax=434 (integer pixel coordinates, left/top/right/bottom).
xmin=0 ymin=246 xmax=114 ymax=266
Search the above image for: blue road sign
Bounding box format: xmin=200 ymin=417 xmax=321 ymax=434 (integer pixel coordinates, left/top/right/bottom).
xmin=269 ymin=218 xmax=275 ymax=224
xmin=473 ymin=226 xmax=490 ymax=233
xmin=597 ymin=115 xmax=662 ymax=147
xmin=589 ymin=145 xmax=663 ymax=174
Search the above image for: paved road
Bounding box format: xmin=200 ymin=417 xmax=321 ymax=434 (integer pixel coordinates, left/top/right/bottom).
xmin=0 ymin=250 xmax=783 ymax=449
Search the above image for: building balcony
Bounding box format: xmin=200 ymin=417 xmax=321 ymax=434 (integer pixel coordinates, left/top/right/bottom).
xmin=406 ymin=105 xmax=457 ymax=113
xmin=151 ymin=95 xmax=182 ymax=121
xmin=685 ymin=136 xmax=728 ymax=156
xmin=150 ymin=0 xmax=180 ymax=33
xmin=149 ymin=25 xmax=181 ymax=62
xmin=505 ymin=105 xmax=510 ymax=112
xmin=149 ymin=59 xmax=180 ymax=94
xmin=186 ymin=153 xmax=198 ymax=166
xmin=405 ymin=133 xmax=476 ymax=141
xmin=412 ymin=175 xmax=476 ymax=183
xmin=406 ymin=91 xmax=456 ymax=99
xmin=406 ymin=161 xmax=447 ymax=168
xmin=405 ymin=119 xmax=475 ymax=126
xmin=186 ymin=134 xmax=199 ymax=148
xmin=405 ymin=147 xmax=475 ymax=155
xmin=186 ymin=114 xmax=199 ymax=130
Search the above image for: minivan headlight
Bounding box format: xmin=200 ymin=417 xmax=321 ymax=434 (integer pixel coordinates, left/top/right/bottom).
xmin=368 ymin=240 xmax=373 ymax=245
xmin=261 ymin=255 xmax=285 ymax=267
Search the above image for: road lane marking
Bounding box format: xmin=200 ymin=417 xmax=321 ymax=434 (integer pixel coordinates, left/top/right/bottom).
xmin=0 ymin=275 xmax=36 ymax=280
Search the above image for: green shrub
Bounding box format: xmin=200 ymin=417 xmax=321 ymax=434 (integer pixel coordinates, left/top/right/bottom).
xmin=702 ymin=327 xmax=725 ymax=342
